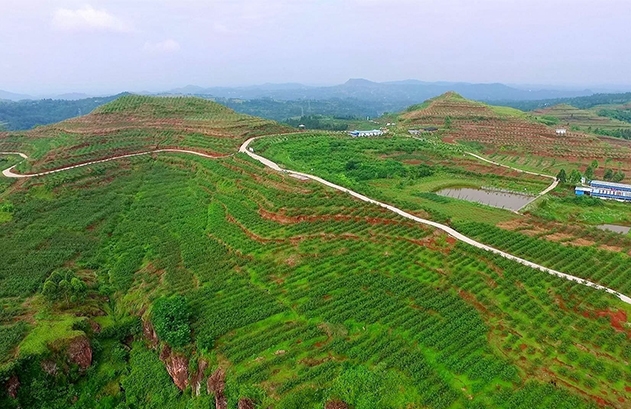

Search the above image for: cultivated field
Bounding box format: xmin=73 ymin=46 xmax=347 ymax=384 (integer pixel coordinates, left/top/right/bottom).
xmin=1 ymin=95 xmax=631 ymax=408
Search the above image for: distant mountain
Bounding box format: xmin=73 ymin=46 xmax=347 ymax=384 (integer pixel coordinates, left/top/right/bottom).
xmin=163 ymin=79 xmax=595 ymax=103
xmin=0 ymin=94 xmax=125 ymax=131
xmin=0 ymin=89 xmax=32 ymax=101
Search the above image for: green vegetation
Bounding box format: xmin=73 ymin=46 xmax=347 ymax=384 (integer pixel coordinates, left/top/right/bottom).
xmin=0 ymin=95 xmax=122 ymax=131
xmin=152 ymin=296 xmax=191 ymax=348
xmin=1 ymin=95 xmax=630 ymax=408
xmin=0 ymin=94 xmax=291 ymax=174
xmin=253 ymin=132 xmax=547 ymax=224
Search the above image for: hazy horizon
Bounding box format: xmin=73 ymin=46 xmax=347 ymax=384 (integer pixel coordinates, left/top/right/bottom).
xmin=2 ymin=0 xmax=631 ymax=96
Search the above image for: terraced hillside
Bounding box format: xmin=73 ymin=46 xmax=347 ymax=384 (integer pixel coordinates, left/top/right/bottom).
xmin=533 ymin=104 xmax=631 ymax=132
xmin=0 ymin=95 xmax=291 ymax=174
xmin=1 ymin=96 xmax=631 ymax=408
xmin=400 ymin=93 xmax=631 ymax=179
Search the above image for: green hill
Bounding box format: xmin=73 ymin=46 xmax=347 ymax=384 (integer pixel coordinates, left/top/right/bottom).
xmin=1 ymin=96 xmax=631 ymax=408
xmin=0 ymin=95 xmax=291 ymax=173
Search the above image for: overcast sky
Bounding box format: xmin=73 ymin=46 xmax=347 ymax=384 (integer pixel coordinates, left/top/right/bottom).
xmin=2 ymin=0 xmax=630 ymax=95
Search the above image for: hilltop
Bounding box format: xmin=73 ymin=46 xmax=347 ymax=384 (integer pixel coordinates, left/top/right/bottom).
xmin=398 ymin=92 xmax=631 ymax=179
xmin=0 ymin=95 xmax=291 ymax=173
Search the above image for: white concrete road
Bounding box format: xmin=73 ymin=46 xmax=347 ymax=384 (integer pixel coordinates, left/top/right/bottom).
xmin=239 ymin=138 xmax=631 ymax=305
xmin=465 ymin=152 xmax=559 ymax=211
xmin=2 ymin=144 xmax=629 ymax=305
xmin=1 ymin=149 xmax=228 ymax=178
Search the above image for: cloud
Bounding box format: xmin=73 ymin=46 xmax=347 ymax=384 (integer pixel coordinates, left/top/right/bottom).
xmin=143 ymin=39 xmax=181 ymax=53
xmin=52 ymin=5 xmax=131 ymax=33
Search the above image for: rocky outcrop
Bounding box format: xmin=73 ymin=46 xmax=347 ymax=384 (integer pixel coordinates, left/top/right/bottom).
xmin=326 ymin=400 xmax=349 ymax=409
xmin=191 ymin=359 xmax=208 ymax=396
xmin=143 ymin=319 xmax=159 ymax=349
xmin=6 ymin=375 xmax=19 ymax=399
xmin=238 ymin=398 xmax=255 ymax=409
xmin=67 ymin=336 xmax=92 ymax=370
xmin=207 ymin=368 xmax=227 ymax=409
xmin=159 ymin=345 xmax=189 ymax=391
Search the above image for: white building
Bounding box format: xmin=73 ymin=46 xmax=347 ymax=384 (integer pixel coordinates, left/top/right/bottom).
xmin=349 ymin=129 xmax=384 ymax=137
xmin=556 ymin=129 xmax=567 ymax=136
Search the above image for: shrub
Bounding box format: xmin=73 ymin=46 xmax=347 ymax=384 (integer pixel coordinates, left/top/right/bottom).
xmin=151 ymin=295 xmax=191 ymax=348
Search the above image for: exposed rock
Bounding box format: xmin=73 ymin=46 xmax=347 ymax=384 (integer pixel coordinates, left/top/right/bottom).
xmin=6 ymin=375 xmax=19 ymax=399
xmin=325 ymin=400 xmax=349 ymax=409
xmin=238 ymin=397 xmax=255 ymax=409
xmin=67 ymin=336 xmax=92 ymax=370
xmin=207 ymin=368 xmax=227 ymax=409
xmin=160 ymin=345 xmax=189 ymax=391
xmin=143 ymin=319 xmax=159 ymax=348
xmin=191 ymin=359 xmax=208 ymax=396
xmin=41 ymin=360 xmax=59 ymax=376
xmin=88 ymin=320 xmax=101 ymax=334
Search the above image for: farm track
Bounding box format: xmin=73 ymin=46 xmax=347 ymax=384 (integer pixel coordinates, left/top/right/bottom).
xmin=464 ymin=152 xmax=559 ymax=211
xmin=2 ymin=143 xmax=630 ymax=306
xmin=238 ymin=137 xmax=631 ymax=306
xmin=1 ymin=149 xmax=230 ymax=178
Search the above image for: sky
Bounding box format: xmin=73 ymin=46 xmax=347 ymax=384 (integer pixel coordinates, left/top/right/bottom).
xmin=1 ymin=0 xmax=631 ymax=95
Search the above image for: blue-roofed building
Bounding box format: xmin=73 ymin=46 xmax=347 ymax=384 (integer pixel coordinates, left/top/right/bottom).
xmin=587 ymin=180 xmax=631 ymax=202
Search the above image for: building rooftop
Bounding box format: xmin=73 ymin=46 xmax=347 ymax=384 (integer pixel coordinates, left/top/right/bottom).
xmin=590 ymin=180 xmax=631 ymax=189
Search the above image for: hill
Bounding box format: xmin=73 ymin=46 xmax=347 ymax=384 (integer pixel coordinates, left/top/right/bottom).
xmin=399 ymin=92 xmax=631 ymax=180
xmin=0 ymin=95 xmax=291 ymax=173
xmin=2 ymin=93 xmax=631 ymax=408
xmin=0 ymin=95 xmax=123 ymax=131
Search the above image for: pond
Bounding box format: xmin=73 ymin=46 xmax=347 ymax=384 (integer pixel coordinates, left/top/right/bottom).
xmin=437 ymin=187 xmax=535 ymax=211
xmin=597 ymin=224 xmax=631 ymax=235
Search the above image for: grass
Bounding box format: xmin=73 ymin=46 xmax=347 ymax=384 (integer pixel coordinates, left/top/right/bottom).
xmin=18 ymin=315 xmax=85 ymax=356
xmin=532 ymin=191 xmax=631 ymax=226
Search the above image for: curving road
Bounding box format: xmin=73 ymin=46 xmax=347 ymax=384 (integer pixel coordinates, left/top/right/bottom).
xmin=2 ymin=144 xmax=629 ymax=305
xmin=239 ymin=137 xmax=631 ymax=306
xmin=1 ymin=149 xmax=229 ymax=178
xmin=465 ymin=152 xmax=559 ymax=211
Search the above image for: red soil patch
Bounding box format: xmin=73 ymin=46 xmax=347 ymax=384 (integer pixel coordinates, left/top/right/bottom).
xmin=459 ymin=290 xmax=491 ymax=317
xmin=597 ymin=309 xmax=628 ymax=332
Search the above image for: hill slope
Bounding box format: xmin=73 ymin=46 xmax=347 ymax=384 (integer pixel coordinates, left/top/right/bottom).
xmin=2 ymin=96 xmax=631 ymax=408
xmin=0 ymin=95 xmax=291 ymax=173
xmin=400 ymin=93 xmax=631 ymax=178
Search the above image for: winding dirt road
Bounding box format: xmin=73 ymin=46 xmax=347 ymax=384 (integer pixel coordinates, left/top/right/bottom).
xmin=2 ymin=144 xmax=629 ymax=305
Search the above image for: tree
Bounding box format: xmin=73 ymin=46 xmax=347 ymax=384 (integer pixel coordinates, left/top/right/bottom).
xmin=612 ymin=171 xmax=625 ymax=183
xmin=591 ymin=160 xmax=599 ymax=169
xmin=41 ymin=268 xmax=87 ymax=306
xmin=556 ymin=169 xmax=567 ymax=183
xmin=604 ymin=169 xmax=614 ymax=181
xmin=444 ymin=116 xmax=452 ymax=129
xmin=152 ymin=295 xmax=191 ymax=348
xmin=568 ymin=169 xmax=582 ymax=184
xmin=584 ymin=166 xmax=594 ymax=181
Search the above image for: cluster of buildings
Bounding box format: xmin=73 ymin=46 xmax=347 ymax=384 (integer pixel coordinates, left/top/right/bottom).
xmin=575 ymin=180 xmax=631 ymax=202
